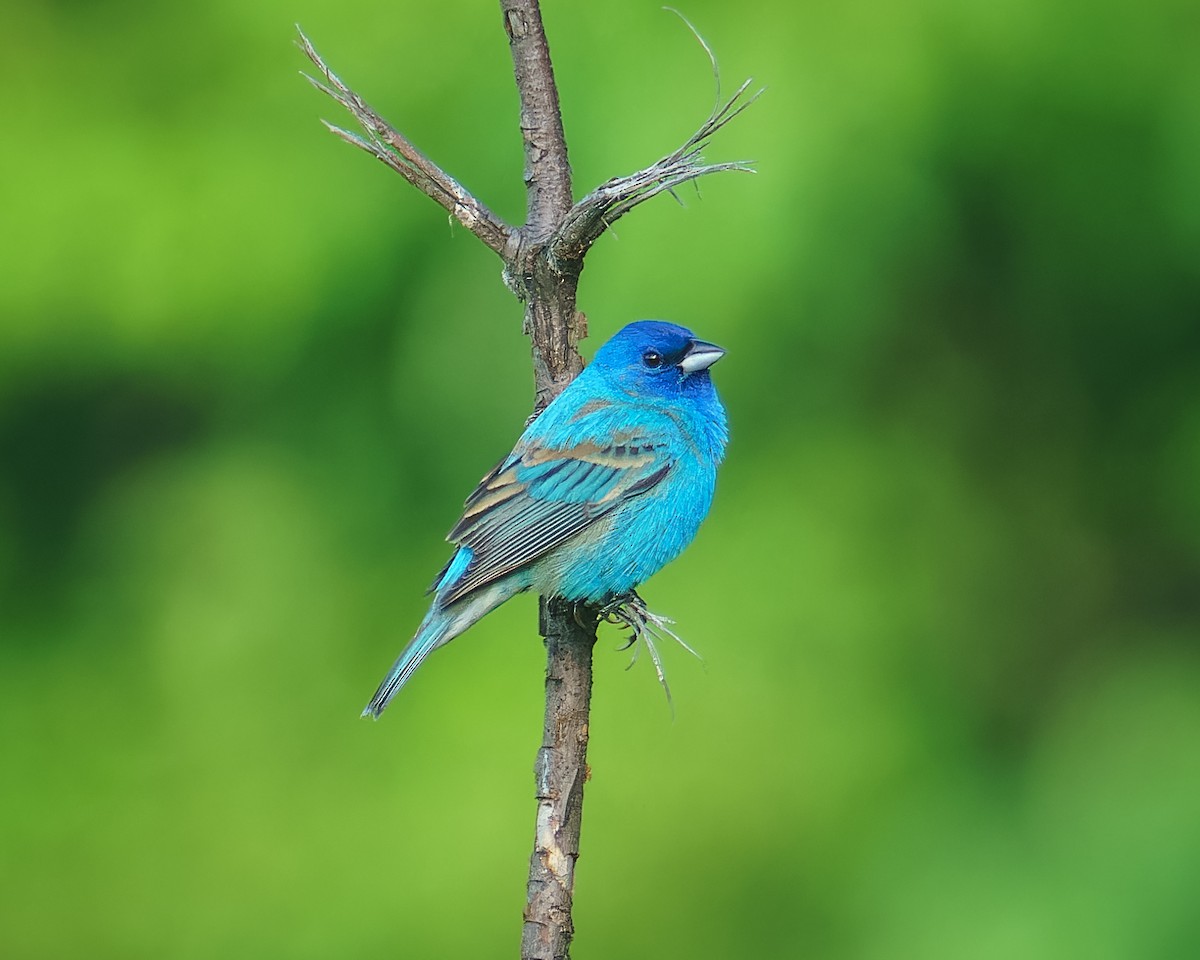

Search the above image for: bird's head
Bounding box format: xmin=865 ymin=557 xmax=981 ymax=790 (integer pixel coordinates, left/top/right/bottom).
xmin=589 ymin=320 xmax=725 ymax=397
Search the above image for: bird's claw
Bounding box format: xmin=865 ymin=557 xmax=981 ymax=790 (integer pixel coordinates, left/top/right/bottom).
xmin=571 ymin=600 xmax=594 ymax=630
xmin=599 ymin=591 xmax=702 ymax=715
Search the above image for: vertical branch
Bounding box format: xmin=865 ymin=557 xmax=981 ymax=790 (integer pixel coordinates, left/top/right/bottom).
xmin=500 ymin=0 xmax=574 ymax=237
xmin=501 ymin=0 xmax=585 ymax=416
xmin=522 ymin=598 xmax=597 ymax=960
xmin=500 ymin=7 xmax=595 ymax=960
xmin=515 ymin=253 xmax=587 ymax=415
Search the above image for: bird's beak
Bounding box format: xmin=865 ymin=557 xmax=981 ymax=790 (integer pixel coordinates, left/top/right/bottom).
xmin=679 ymin=339 xmax=725 ymax=373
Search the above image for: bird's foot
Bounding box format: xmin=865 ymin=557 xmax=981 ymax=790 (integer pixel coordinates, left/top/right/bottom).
xmin=598 ymin=591 xmax=703 ymax=714
xmin=570 ymin=599 xmax=596 ymax=630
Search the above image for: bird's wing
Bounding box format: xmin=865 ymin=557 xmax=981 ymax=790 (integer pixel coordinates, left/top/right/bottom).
xmin=434 ymin=437 xmax=672 ymax=606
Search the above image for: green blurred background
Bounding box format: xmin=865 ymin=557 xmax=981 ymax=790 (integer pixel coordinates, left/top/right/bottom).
xmin=2 ymin=0 xmax=1198 ymax=957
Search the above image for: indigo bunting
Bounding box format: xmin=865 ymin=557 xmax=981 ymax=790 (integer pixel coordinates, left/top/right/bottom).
xmin=363 ymin=320 xmax=727 ymax=717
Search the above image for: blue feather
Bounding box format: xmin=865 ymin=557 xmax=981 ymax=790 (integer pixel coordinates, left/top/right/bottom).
xmin=362 ymin=320 xmax=727 ymax=717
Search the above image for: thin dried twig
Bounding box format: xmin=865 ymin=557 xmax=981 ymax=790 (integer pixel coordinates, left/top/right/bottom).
xmin=296 ymin=28 xmax=515 ymax=257
xmin=551 ymin=78 xmax=761 ymax=263
xmin=663 ymin=5 xmax=725 ymax=113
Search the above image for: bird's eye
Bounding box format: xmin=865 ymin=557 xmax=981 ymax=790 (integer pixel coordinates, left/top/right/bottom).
xmin=642 ymin=350 xmax=663 ymax=368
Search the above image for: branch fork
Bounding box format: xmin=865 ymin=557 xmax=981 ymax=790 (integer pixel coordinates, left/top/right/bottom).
xmin=297 ymin=27 xmax=757 ymax=271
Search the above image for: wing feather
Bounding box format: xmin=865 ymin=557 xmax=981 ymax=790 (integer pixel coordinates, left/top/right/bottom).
xmin=437 ymin=439 xmax=671 ymax=606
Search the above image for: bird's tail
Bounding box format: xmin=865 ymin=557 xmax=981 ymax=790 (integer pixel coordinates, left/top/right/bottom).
xmin=361 ymin=577 xmax=521 ymax=719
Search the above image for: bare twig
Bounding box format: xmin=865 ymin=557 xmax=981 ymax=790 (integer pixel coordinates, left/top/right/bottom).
xmin=500 ymin=0 xmax=574 ymax=236
xmin=663 ymin=5 xmax=727 ymax=114
xmin=296 ymin=28 xmax=515 ymax=257
xmin=551 ymin=79 xmax=761 ymax=263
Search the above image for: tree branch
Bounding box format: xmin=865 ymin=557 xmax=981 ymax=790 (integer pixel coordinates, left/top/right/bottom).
xmin=301 ymin=9 xmax=753 ymax=960
xmin=551 ymin=79 xmax=760 ymax=263
xmin=521 ymin=598 xmax=597 ymax=960
xmin=499 ymin=0 xmax=574 ymax=237
xmin=297 ymin=29 xmax=515 ymax=258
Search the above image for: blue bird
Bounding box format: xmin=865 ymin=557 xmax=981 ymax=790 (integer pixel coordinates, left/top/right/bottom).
xmin=363 ymin=320 xmax=728 ymax=718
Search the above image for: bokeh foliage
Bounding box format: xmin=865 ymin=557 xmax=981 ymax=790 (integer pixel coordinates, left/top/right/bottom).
xmin=2 ymin=0 xmax=1198 ymax=957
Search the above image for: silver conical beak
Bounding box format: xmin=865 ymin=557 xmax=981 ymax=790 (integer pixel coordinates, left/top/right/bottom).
xmin=679 ymin=338 xmax=725 ymax=373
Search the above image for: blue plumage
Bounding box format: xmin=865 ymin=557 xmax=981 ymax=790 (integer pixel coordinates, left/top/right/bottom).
xmin=363 ymin=320 xmax=728 ymax=718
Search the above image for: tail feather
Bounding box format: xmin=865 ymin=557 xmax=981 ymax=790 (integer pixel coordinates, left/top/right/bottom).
xmin=361 ymin=609 xmax=452 ymax=719
xmin=361 ymin=577 xmax=523 ymax=719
